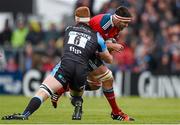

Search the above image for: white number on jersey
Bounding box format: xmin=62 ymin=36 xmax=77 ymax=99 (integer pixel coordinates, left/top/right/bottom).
xmin=68 ymin=31 xmax=91 ymax=48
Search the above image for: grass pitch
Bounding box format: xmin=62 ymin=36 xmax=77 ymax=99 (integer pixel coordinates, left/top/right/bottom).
xmin=0 ymin=95 xmax=180 ymax=124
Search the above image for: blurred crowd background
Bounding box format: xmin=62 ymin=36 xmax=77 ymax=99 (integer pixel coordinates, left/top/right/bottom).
xmin=0 ymin=0 xmax=180 ymax=74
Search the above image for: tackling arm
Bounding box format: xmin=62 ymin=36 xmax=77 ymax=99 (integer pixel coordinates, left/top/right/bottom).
xmin=106 ymin=41 xmax=124 ymax=53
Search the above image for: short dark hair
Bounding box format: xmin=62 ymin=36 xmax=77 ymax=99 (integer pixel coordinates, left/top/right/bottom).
xmin=115 ymin=6 xmax=132 ymax=18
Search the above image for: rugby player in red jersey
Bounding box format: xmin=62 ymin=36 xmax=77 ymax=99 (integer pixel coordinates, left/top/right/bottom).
xmin=51 ymin=6 xmax=134 ymax=121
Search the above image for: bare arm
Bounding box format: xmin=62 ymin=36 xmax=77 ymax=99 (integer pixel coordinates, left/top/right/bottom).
xmin=98 ymin=50 xmax=113 ymax=64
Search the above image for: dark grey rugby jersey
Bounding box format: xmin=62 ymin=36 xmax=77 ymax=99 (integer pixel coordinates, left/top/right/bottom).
xmin=61 ymin=23 xmax=107 ymax=65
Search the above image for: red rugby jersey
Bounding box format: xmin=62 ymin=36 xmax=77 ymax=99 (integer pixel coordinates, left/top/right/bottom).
xmin=89 ymin=14 xmax=120 ymax=40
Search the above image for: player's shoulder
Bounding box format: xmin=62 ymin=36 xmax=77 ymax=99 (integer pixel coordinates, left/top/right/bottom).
xmin=65 ymin=26 xmax=73 ymax=31
xmin=90 ymin=14 xmax=111 ymax=27
xmin=101 ymin=14 xmax=111 ymax=21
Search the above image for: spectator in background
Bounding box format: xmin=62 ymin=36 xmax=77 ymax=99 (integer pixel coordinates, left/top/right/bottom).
xmin=113 ymin=39 xmax=136 ymax=71
xmin=98 ymin=1 xmax=110 ymax=14
xmin=11 ymin=20 xmax=28 ymax=48
xmin=5 ymin=56 xmax=18 ymax=72
xmin=55 ymin=22 xmax=66 ymax=57
xmin=24 ymin=44 xmax=33 ymax=71
xmin=75 ymin=0 xmax=95 ymax=16
xmin=44 ymin=23 xmax=59 ymax=45
xmin=106 ymin=0 xmax=120 ymax=14
xmin=168 ymin=23 xmax=180 ymax=72
xmin=0 ymin=19 xmax=12 ymax=46
xmin=40 ymin=53 xmax=54 ymax=72
xmin=26 ymin=20 xmax=44 ymax=47
xmin=98 ymin=0 xmax=127 ymax=14
xmin=0 ymin=48 xmax=6 ymax=71
xmin=171 ymin=48 xmax=180 ymax=72
xmin=134 ymin=28 xmax=157 ymax=72
xmin=158 ymin=53 xmax=172 ymax=73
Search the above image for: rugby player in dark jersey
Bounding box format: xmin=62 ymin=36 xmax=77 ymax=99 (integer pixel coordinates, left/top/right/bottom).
xmin=1 ymin=7 xmax=113 ymax=120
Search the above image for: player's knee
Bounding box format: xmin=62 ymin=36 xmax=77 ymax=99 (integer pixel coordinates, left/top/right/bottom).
xmin=86 ymin=79 xmax=102 ymax=90
xmin=35 ymin=89 xmax=49 ymax=102
xmin=97 ymin=69 xmax=113 ymax=82
xmin=102 ymin=83 xmax=113 ymax=89
xmin=91 ymin=85 xmax=101 ymax=90
xmin=39 ymin=84 xmax=54 ymax=97
xmin=85 ymin=84 xmax=101 ymax=90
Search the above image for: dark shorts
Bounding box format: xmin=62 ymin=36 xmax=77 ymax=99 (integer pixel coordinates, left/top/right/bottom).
xmin=88 ymin=54 xmax=104 ymax=71
xmin=51 ymin=60 xmax=88 ymax=91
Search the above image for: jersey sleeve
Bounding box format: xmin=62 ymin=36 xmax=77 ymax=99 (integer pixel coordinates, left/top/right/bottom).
xmin=100 ymin=14 xmax=112 ymax=31
xmin=96 ymin=32 xmax=107 ymax=52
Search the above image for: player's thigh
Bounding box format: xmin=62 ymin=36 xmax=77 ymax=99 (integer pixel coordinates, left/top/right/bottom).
xmin=42 ymin=75 xmax=63 ymax=93
xmin=47 ymin=62 xmax=69 ymax=92
xmin=89 ymin=65 xmax=112 ymax=81
xmin=70 ymin=65 xmax=88 ymax=91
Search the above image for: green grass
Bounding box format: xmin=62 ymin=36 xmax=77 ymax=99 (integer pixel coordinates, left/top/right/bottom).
xmin=0 ymin=95 xmax=180 ymax=124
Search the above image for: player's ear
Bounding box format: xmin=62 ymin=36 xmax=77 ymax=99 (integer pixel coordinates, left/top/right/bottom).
xmin=112 ymin=16 xmax=118 ymax=25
